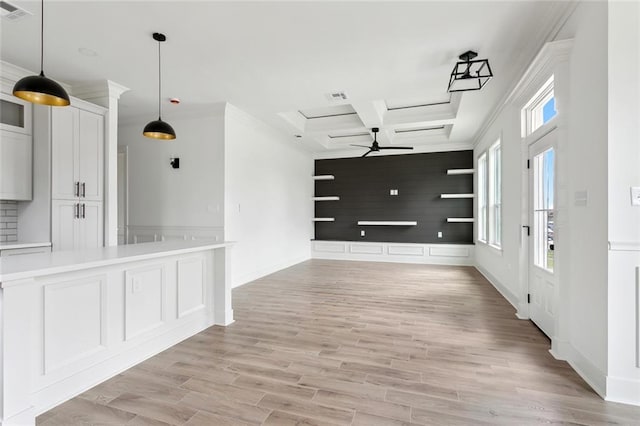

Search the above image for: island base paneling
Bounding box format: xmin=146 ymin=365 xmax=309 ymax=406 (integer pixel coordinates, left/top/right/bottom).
xmin=0 ymin=242 xmax=233 ymax=426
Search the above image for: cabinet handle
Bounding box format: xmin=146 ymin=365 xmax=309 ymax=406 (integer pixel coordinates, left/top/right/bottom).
xmin=81 ymin=203 xmax=86 ymax=219
xmin=74 ymin=203 xmax=79 ymax=219
xmin=75 ymin=182 xmax=80 ymax=197
xmin=81 ymin=182 xmax=86 ymax=198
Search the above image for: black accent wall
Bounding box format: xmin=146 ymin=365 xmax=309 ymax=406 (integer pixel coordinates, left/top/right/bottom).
xmin=314 ymin=150 xmax=474 ymax=244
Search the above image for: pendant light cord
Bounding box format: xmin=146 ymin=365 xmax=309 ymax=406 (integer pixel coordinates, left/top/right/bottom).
xmin=158 ymin=40 xmax=162 ymax=120
xmin=39 ymin=0 xmax=44 ymax=75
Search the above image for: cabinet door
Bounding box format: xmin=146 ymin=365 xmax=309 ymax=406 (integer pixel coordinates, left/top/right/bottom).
xmin=0 ymin=131 xmax=32 ymax=200
xmin=51 ymin=107 xmax=79 ymax=200
xmin=78 ymin=201 xmax=103 ymax=249
xmin=52 ymin=200 xmax=78 ymax=251
xmin=78 ymin=110 xmax=103 ymax=201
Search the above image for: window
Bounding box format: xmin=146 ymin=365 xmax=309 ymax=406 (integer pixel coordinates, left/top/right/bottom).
xmin=477 ymin=153 xmax=487 ymax=242
xmin=523 ymin=76 xmax=557 ymax=136
xmin=533 ymin=148 xmax=555 ymax=272
xmin=489 ymin=141 xmax=502 ymax=247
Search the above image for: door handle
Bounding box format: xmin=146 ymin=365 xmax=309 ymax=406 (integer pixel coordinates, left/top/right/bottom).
xmin=522 ymin=225 xmax=530 ymax=236
xmin=81 ymin=203 xmax=86 ymax=219
xmin=81 ymin=182 xmax=86 ymax=198
xmin=74 ymin=203 xmax=80 ymax=219
xmin=75 ymin=182 xmax=80 ymax=197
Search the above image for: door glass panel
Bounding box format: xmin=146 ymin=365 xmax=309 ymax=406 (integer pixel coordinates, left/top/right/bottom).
xmin=533 ymin=148 xmax=554 ymax=272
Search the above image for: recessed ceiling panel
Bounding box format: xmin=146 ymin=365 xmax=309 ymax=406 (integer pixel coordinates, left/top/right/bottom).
xmin=299 ymin=104 xmax=356 ymax=119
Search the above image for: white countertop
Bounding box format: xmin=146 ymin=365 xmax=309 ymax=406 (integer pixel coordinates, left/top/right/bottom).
xmin=0 ymin=241 xmax=52 ymax=250
xmin=0 ymin=240 xmax=233 ymax=284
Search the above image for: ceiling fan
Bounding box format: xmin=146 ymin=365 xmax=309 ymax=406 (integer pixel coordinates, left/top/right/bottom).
xmin=351 ymin=128 xmax=414 ymax=157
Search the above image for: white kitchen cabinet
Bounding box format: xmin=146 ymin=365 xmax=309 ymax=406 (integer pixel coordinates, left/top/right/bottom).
xmin=0 ymin=131 xmax=32 ymax=200
xmin=51 ymin=106 xmax=104 ymax=201
xmin=52 ymin=199 xmax=103 ymax=251
xmin=0 ymin=92 xmax=32 ymax=135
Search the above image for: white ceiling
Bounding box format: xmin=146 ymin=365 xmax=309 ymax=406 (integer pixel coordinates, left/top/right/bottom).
xmin=1 ymin=1 xmax=571 ymax=154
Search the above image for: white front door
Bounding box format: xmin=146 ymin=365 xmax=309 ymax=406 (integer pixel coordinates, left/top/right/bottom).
xmin=528 ymin=130 xmax=557 ymax=337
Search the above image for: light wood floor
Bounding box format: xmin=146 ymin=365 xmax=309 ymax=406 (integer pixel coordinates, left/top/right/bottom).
xmin=38 ymin=260 xmax=640 ymax=425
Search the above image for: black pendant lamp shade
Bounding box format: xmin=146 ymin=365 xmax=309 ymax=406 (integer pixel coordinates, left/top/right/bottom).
xmin=447 ymin=50 xmax=493 ymax=93
xmin=12 ymin=0 xmax=70 ymax=106
xmin=143 ymin=32 xmax=176 ymax=140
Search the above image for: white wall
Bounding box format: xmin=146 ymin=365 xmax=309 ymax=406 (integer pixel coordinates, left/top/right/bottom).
xmin=606 ymin=0 xmax=640 ymax=405
xmin=224 ymin=104 xmax=313 ymax=288
xmin=474 ymin=0 xmax=613 ymax=398
xmin=118 ymin=106 xmax=225 ymax=236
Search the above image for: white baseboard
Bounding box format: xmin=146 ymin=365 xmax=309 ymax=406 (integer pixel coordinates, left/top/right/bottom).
xmin=311 ymin=241 xmax=474 ymax=266
xmin=606 ymin=375 xmax=640 ymax=406
xmin=232 ymin=254 xmax=311 ymax=288
xmin=474 ymin=264 xmax=520 ymax=311
xmin=564 ymin=344 xmax=607 ymax=399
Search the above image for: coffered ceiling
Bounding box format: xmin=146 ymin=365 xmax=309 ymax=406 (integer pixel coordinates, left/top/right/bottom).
xmin=0 ymin=1 xmax=575 ymax=155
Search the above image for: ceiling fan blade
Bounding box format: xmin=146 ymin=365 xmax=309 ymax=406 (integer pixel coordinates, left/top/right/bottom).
xmin=378 ymin=146 xmax=414 ymax=150
xmin=361 ymin=150 xmax=373 ymax=157
xmin=350 ymin=144 xmax=372 ymax=148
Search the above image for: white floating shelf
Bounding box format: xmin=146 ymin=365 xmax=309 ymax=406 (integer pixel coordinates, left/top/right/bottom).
xmin=313 ymin=218 xmax=335 ymax=222
xmin=313 ymin=196 xmax=340 ymax=201
xmin=447 ymin=169 xmax=475 ymax=175
xmin=357 ymin=221 xmax=417 ymax=226
xmin=440 ymin=193 xmax=474 ymax=199
xmin=313 ymin=175 xmax=335 ymax=180
xmin=447 ymin=218 xmax=475 ymax=223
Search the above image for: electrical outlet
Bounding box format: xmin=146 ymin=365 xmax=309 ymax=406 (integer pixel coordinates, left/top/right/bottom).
xmin=437 ymin=231 xmax=443 ymax=238
xmin=361 ymin=230 xmax=365 ymax=237
xmin=389 ymin=189 xmax=399 ymax=195
xmin=132 ymin=278 xmax=141 ymax=293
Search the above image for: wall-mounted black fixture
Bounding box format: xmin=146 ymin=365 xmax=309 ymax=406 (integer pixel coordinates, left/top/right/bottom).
xmin=447 ymin=50 xmax=493 ymax=92
xmin=170 ymin=157 xmax=180 ymax=169
xmin=12 ymin=0 xmax=70 ymax=106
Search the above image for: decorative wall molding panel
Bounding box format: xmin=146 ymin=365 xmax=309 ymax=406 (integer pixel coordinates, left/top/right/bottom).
xmin=127 ymin=225 xmax=224 ymax=244
xmin=0 ymin=241 xmax=233 ymax=425
xmin=312 ymin=240 xmax=474 ymax=266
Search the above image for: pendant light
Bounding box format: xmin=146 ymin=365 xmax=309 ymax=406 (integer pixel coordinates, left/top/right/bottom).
xmin=12 ymin=0 xmax=70 ymax=106
xmin=143 ymin=32 xmax=176 ymax=140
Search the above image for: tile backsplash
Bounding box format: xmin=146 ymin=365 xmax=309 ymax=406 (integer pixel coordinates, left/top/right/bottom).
xmin=0 ymin=201 xmax=18 ymax=243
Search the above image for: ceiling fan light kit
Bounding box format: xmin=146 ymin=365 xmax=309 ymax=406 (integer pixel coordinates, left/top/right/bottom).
xmin=447 ymin=50 xmax=493 ymax=93
xmin=12 ymin=0 xmax=70 ymax=106
xmin=351 ymin=127 xmax=414 ymax=157
xmin=143 ymin=32 xmax=176 ymax=140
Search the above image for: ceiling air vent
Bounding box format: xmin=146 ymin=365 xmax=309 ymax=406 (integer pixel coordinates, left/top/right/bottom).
xmin=0 ymin=1 xmax=32 ymax=20
xmin=326 ymin=91 xmax=348 ymax=102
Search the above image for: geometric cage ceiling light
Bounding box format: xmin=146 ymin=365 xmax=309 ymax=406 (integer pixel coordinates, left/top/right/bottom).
xmin=447 ymin=50 xmax=493 ymax=93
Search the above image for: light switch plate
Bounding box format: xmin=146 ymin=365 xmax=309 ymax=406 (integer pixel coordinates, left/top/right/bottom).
xmin=631 ymin=187 xmax=640 ymax=206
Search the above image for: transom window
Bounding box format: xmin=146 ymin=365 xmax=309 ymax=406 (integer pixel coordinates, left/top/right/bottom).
xmin=522 ymin=76 xmax=557 ymax=136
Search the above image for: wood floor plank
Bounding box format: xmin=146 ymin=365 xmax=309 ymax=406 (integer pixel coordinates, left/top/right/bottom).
xmin=36 ymin=260 xmax=640 ymax=425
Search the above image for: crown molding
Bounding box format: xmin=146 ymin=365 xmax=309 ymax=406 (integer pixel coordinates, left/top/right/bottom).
xmin=71 ymin=80 xmax=130 ymax=101
xmin=0 ymin=60 xmax=72 ymax=93
xmin=471 ymin=0 xmax=579 ymax=148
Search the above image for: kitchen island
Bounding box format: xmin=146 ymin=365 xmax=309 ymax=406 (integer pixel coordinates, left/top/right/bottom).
xmin=0 ymin=240 xmax=234 ymax=426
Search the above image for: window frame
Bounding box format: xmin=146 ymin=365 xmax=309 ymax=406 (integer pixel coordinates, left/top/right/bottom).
xmin=477 ymin=153 xmax=488 ymax=243
xmin=522 ymin=75 xmax=557 ymax=137
xmin=488 ymin=140 xmax=502 ymax=249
